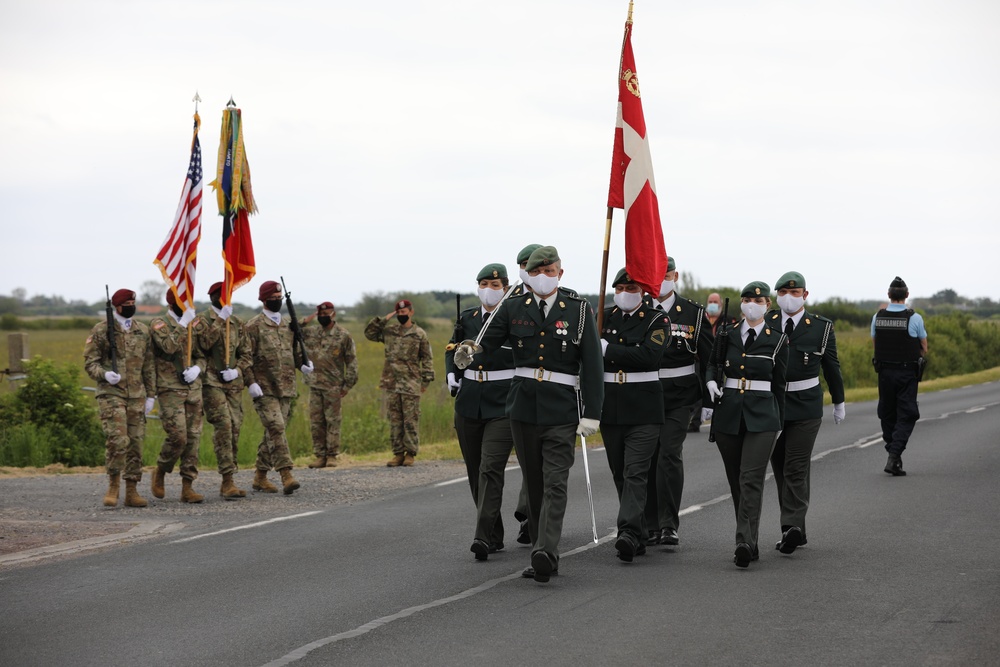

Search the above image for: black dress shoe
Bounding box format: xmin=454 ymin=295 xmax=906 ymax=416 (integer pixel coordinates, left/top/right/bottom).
xmin=521 ymin=565 xmax=559 ymax=579
xmin=490 ymin=542 xmax=504 ymax=553
xmin=530 ymin=551 xmax=557 ymax=582
xmin=885 ymin=454 xmax=906 ymax=476
xmin=777 ymin=526 xmax=803 ymax=554
xmin=471 ymin=539 xmax=490 ymax=561
xmin=636 ymin=543 xmax=647 ymax=556
xmin=516 ymin=520 xmax=531 ymax=545
xmin=734 ymin=543 xmax=753 ymax=568
xmin=661 ymin=529 xmax=679 ymax=546
xmin=615 ymin=534 xmax=637 ymax=562
xmin=645 ymin=530 xmax=662 ymax=546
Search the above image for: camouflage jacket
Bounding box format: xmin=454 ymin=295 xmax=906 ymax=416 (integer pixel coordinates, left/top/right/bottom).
xmin=149 ymin=314 xmax=207 ymax=395
xmin=198 ymin=310 xmax=252 ymax=391
xmin=243 ymin=312 xmax=304 ymax=398
xmin=364 ymin=316 xmax=434 ymax=395
xmin=83 ymin=319 xmax=156 ymax=399
xmin=302 ymin=321 xmax=359 ymax=392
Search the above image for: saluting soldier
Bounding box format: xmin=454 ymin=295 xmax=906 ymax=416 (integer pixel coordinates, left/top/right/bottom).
xmin=455 ymin=246 xmax=604 ymax=583
xmin=149 ymin=290 xmax=208 ymax=503
xmin=199 ymin=281 xmax=253 ymax=499
xmin=445 ymin=263 xmax=517 ymax=560
xmin=706 ymin=280 xmax=788 ymax=568
xmin=301 ymin=301 xmax=359 ymax=468
xmin=643 ymin=256 xmax=714 ymax=547
xmin=83 ymin=288 xmax=156 ymax=508
xmin=600 ymin=268 xmax=669 ymax=562
xmin=767 ymin=271 xmax=846 ymax=553
xmin=244 ymin=280 xmax=312 ymax=495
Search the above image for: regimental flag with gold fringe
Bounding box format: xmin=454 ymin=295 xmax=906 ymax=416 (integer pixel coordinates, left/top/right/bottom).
xmin=210 ymin=105 xmax=257 ymax=306
xmin=154 ymin=112 xmax=203 ymax=325
xmin=607 ymin=5 xmax=667 ymax=298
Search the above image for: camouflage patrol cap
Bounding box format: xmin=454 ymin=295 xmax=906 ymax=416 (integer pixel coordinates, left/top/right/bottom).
xmin=517 ymin=244 xmax=543 ymax=266
xmin=775 ymin=271 xmax=806 ymax=291
xmin=612 ymin=267 xmax=636 ymax=287
xmin=741 ymin=280 xmax=771 ymax=298
xmin=525 ymin=246 xmax=560 ymax=272
xmin=666 ymin=256 xmax=676 ymax=272
xmin=258 ymin=280 xmax=281 ymax=301
xmin=207 ymin=281 xmax=224 ymax=296
xmin=111 ymin=289 xmax=135 ymax=306
xmin=477 ymin=263 xmax=508 ymax=282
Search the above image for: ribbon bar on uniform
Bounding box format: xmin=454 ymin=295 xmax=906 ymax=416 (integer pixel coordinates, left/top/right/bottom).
xmin=463 ymin=369 xmax=516 ymax=383
xmin=786 ymin=377 xmax=820 ymax=392
xmin=603 ymin=370 xmax=660 ymax=384
xmin=658 ymin=364 xmax=696 ymax=379
xmin=514 ymin=367 xmax=580 ymax=388
xmin=724 ymin=378 xmax=772 ymax=392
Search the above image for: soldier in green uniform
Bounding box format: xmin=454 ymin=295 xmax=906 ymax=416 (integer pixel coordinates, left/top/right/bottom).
xmin=199 ymin=281 xmax=253 ymax=500
xmin=365 ymin=299 xmax=435 ymax=467
xmin=301 ymin=301 xmax=359 ymax=468
xmin=149 ymin=290 xmax=208 ymax=503
xmin=455 ymin=246 xmax=604 ymax=583
xmin=643 ymin=256 xmax=714 ymax=547
xmin=767 ymin=271 xmax=846 ymax=553
xmin=445 ymin=263 xmax=516 ymax=560
xmin=244 ymin=280 xmax=311 ymax=495
xmin=706 ymin=280 xmax=788 ymax=568
xmin=600 ymin=268 xmax=669 ymax=562
xmin=83 ymin=288 xmax=156 ymax=508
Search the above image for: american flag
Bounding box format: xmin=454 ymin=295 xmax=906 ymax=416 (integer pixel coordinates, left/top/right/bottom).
xmin=154 ymin=114 xmax=204 ymax=312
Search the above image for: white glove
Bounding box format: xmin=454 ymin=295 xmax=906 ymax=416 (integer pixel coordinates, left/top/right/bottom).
xmin=446 ymin=372 xmax=462 ymax=390
xmin=248 ymin=382 xmax=263 ymax=398
xmin=220 ymin=368 xmax=239 ymax=382
xmin=600 ymin=339 xmax=609 ymax=356
xmin=220 ymin=305 xmax=233 ymax=320
xmin=701 ymin=407 xmax=714 ymax=422
xmin=182 ymin=366 xmax=201 ymax=384
xmin=453 ymin=343 xmax=477 ymax=369
xmin=707 ymin=380 xmax=723 ymax=400
xmin=144 ymin=397 xmax=156 ymax=415
xmin=576 ymin=418 xmax=600 ymax=437
xmin=104 ymin=371 xmax=121 ymax=385
xmin=833 ymin=402 xmax=846 ymax=424
xmin=300 ymin=361 xmax=314 ymax=375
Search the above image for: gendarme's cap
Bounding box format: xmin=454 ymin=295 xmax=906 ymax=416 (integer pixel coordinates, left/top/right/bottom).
xmin=395 ymin=299 xmax=413 ymax=311
xmin=741 ymin=281 xmax=771 ymax=298
xmin=775 ymin=271 xmax=806 ymax=291
xmin=889 ymin=276 xmax=907 ymax=289
xmin=612 ymin=267 xmax=635 ymax=287
xmin=317 ymin=301 xmax=334 ymax=311
xmin=208 ymin=282 xmax=224 ymax=296
xmin=666 ymin=256 xmax=676 ymax=272
xmin=517 ymin=244 xmax=543 ymax=265
xmin=477 ymin=263 xmax=507 ymax=282
xmin=111 ymin=289 xmax=135 ymax=306
xmin=525 ymin=246 xmax=560 ymax=272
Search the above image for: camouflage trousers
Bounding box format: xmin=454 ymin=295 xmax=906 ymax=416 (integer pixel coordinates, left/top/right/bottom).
xmin=253 ymin=395 xmax=295 ymax=472
xmin=385 ymin=392 xmax=420 ymax=456
xmin=97 ymin=395 xmax=145 ymax=481
xmin=309 ymin=387 xmax=343 ymax=458
xmin=203 ymin=385 xmax=244 ymax=476
xmin=155 ymin=389 xmax=203 ymax=480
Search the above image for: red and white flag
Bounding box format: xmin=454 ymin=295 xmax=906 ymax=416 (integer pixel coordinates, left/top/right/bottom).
xmin=607 ymin=12 xmax=667 ymax=297
xmin=154 ymin=113 xmax=203 ymax=324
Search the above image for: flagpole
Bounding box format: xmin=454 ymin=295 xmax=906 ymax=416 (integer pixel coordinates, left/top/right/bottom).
xmin=222 ymin=97 xmax=235 ymax=367
xmin=185 ymin=91 xmax=203 ymax=368
xmin=598 ymin=207 xmax=613 ymax=332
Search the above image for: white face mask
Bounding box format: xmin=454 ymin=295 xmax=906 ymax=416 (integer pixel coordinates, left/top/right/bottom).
xmin=659 ymin=279 xmax=675 ymax=296
xmin=706 ymin=303 xmax=721 ymax=316
xmin=741 ymin=301 xmax=767 ymax=322
xmin=777 ymin=294 xmax=805 ymax=315
xmin=478 ymin=286 xmax=504 ymax=308
xmin=519 ymin=268 xmax=531 ymax=287
xmin=526 ymin=272 xmax=559 ymax=296
xmin=614 ymin=291 xmax=643 ymax=313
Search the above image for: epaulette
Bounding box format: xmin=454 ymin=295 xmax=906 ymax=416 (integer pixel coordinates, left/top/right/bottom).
xmin=460 ymin=305 xmax=480 ymax=316
xmin=558 ymin=286 xmax=581 ymax=299
xmin=768 ymin=310 xmax=781 ymax=322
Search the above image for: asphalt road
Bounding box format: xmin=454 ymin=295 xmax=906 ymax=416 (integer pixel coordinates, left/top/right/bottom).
xmin=1 ymin=382 xmax=998 ymax=666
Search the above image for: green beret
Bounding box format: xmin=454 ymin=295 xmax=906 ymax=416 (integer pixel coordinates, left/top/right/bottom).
xmin=612 ymin=267 xmax=635 ymax=287
xmin=775 ymin=271 xmax=805 ymax=291
xmin=477 ymin=263 xmax=508 ymax=282
xmin=525 ymin=245 xmax=560 ymax=272
xmin=517 ymin=244 xmax=543 ymax=265
xmin=741 ymin=280 xmax=771 ymax=298
xmin=666 ymin=256 xmax=676 ymax=272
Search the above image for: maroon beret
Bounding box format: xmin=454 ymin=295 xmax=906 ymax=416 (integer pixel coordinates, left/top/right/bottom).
xmin=207 ymin=281 xmax=224 ymax=296
xmin=395 ymin=299 xmax=412 ymax=311
xmin=165 ymin=290 xmax=178 ymax=307
xmin=112 ymin=289 xmax=135 ymax=306
xmin=317 ymin=301 xmax=335 ymax=311
xmin=258 ymin=280 xmax=281 ymax=301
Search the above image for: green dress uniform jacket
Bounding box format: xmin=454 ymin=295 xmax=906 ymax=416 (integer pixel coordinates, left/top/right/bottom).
xmin=198 ymin=311 xmax=252 ymax=391
xmin=84 ymin=320 xmax=156 ymax=399
xmin=445 ymin=305 xmax=514 ymax=420
xmin=149 ymin=314 xmax=207 ymax=395
xmin=708 ymin=322 xmax=788 ymax=434
xmin=244 ymin=313 xmax=304 ymax=399
xmin=601 ymin=305 xmax=668 ymax=425
xmin=649 ymin=295 xmax=715 ymax=406
xmin=767 ymin=309 xmax=845 ymax=421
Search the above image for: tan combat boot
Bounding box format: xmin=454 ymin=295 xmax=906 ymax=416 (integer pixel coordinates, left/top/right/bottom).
xmin=151 ymin=466 xmax=166 ymax=499
xmin=124 ymin=479 xmax=148 ymax=508
xmin=308 ymin=456 xmax=327 ymax=469
xmin=279 ymin=467 xmax=300 ymax=495
xmin=403 ymin=453 xmax=415 ymax=467
xmin=386 ymin=453 xmax=405 ymax=467
xmin=327 ymin=456 xmax=339 ymax=468
xmin=103 ymin=474 xmax=120 ymax=507
xmin=220 ymin=473 xmax=243 ymax=500
xmin=252 ymin=470 xmax=278 ymax=493
xmin=181 ymin=478 xmax=204 ymax=503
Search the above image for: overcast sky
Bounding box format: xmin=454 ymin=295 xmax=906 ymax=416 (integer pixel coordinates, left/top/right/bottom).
xmin=2 ymin=0 xmax=998 ymax=308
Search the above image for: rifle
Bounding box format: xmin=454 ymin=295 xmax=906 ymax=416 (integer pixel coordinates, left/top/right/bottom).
xmin=450 ymin=294 xmax=462 ymax=397
xmin=280 ymin=276 xmax=310 ymax=366
xmin=105 ymin=285 xmax=118 ymax=374
xmin=708 ymin=297 xmax=730 ymax=443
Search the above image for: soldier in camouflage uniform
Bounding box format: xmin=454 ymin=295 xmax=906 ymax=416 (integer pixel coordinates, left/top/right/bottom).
xmin=149 ymin=290 xmax=208 ymax=503
xmin=199 ymin=281 xmax=253 ymax=499
xmin=244 ymin=280 xmax=313 ymax=494
xmin=364 ymin=299 xmax=435 ymax=467
xmin=83 ymin=288 xmax=156 ymax=508
xmin=301 ymin=301 xmax=358 ymax=468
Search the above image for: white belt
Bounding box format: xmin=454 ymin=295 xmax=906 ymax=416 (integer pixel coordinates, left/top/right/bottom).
xmin=725 ymin=378 xmax=772 ymax=392
xmin=658 ymin=364 xmax=696 ymax=379
xmin=463 ymin=369 xmax=515 ymax=382
xmin=604 ymin=370 xmax=660 ymax=384
xmin=786 ymin=377 xmax=820 ymax=392
xmin=514 ymin=367 xmax=579 ymax=388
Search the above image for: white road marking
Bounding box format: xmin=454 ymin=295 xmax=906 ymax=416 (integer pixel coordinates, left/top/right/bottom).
xmin=169 ymin=511 xmax=323 ymax=544
xmin=433 ymin=465 xmax=520 ymax=488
